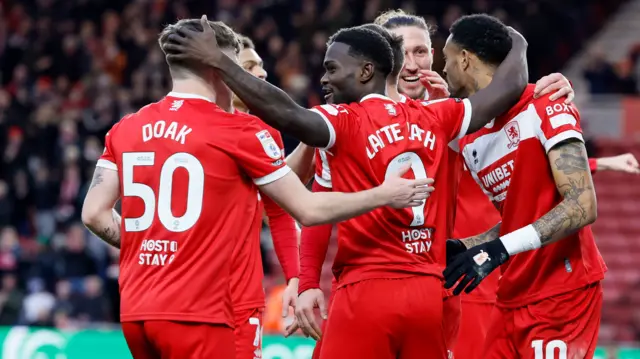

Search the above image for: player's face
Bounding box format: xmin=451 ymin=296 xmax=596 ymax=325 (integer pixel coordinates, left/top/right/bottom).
xmin=442 ymin=36 xmax=471 ymax=98
xmin=320 ymin=42 xmax=362 ymax=104
xmin=234 ymin=48 xmax=267 ymax=111
xmin=239 ymin=48 xmax=268 ymax=80
xmin=390 ymin=26 xmax=434 ymax=100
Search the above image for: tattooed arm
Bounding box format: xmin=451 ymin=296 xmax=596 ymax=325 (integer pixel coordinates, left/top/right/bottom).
xmin=531 ymin=139 xmax=597 ymax=244
xmin=81 ymin=167 xmax=122 ymax=248
xmin=461 ymin=222 xmax=502 ymax=248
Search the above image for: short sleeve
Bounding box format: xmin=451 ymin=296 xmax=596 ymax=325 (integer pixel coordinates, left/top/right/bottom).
xmin=233 ymin=122 xmax=292 ymax=186
xmin=533 ymin=97 xmax=583 ymax=153
xmin=96 ymin=126 xmax=119 ymax=171
xmin=310 ymin=104 xmax=357 ymax=151
xmin=415 ymin=98 xmax=472 ymax=144
xmin=314 ymin=149 xmax=332 ymax=189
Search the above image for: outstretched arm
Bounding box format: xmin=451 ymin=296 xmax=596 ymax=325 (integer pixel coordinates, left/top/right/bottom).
xmin=592 ymin=153 xmax=640 ymax=174
xmin=81 ymin=167 xmax=122 ymax=248
xmin=258 ymin=168 xmax=433 ymax=227
xmin=164 ymin=16 xmax=330 ymax=147
xmin=286 ymin=143 xmax=317 ymax=183
xmin=466 ymin=28 xmax=529 ymax=134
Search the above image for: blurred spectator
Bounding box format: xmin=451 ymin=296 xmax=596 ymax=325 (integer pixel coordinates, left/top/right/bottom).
xmin=22 ymin=277 xmax=54 ymax=326
xmin=55 ymin=223 xmax=98 ymax=279
xmin=71 ymin=276 xmax=110 ymax=323
xmin=0 ymin=273 xmax=24 ymax=325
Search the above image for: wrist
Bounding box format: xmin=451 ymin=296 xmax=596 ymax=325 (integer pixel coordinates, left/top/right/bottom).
xmin=371 ymin=186 xmax=389 ymax=207
xmin=287 ymin=277 xmax=299 ymax=286
xmin=499 ymin=224 xmax=541 ymax=256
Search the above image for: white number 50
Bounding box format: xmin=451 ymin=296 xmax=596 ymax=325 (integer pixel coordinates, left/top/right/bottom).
xmin=384 ymin=152 xmax=428 ymax=226
xmin=122 ymin=152 xmax=204 ymax=232
xmin=532 ymin=339 xmax=567 ymax=359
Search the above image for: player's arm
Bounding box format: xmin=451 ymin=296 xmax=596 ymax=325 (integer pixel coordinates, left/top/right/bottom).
xmin=164 ymin=18 xmax=330 ymax=147
xmin=262 ymin=194 xmax=300 ymax=282
xmin=258 ymin=168 xmax=432 ymax=227
xmin=465 ymin=28 xmax=529 ymax=134
xmin=591 ymin=153 xmax=640 ymax=174
xmin=529 ymin=139 xmax=597 ymax=245
xmin=286 ymin=143 xmax=316 ymax=184
xmin=81 ymin=167 xmax=122 ymax=248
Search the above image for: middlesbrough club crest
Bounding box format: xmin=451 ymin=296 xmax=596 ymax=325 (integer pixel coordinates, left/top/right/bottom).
xmin=504 ymin=121 xmax=521 ymax=149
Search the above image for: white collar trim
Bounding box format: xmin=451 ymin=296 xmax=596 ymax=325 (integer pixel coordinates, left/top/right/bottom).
xmin=167 ymin=91 xmax=213 ymax=103
xmin=360 ymin=93 xmax=396 ymax=104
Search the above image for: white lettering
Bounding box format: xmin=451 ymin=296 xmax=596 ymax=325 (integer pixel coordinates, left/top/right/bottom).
xmin=164 ymin=121 xmax=178 ymax=141
xmin=153 ymin=121 xmax=166 ymax=138
xmin=141 ymin=121 xmax=192 ymax=145
xmin=175 ymin=125 xmax=192 ymax=145
xmin=409 ymin=124 xmax=424 ymax=141
xmin=365 ymin=123 xmax=437 ymax=159
xmin=423 ymin=131 xmax=436 ymax=151
xmin=142 ymin=124 xmax=153 ymax=142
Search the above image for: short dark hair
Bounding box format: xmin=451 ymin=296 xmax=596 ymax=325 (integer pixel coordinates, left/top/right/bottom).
xmin=159 ymin=19 xmax=240 ymax=70
xmin=375 ymin=9 xmax=434 ymax=34
xmin=358 ymin=24 xmax=404 ymax=78
xmin=238 ymin=34 xmax=255 ymax=50
xmin=327 ymin=27 xmax=394 ymax=78
xmin=449 ymin=14 xmax=512 ymax=66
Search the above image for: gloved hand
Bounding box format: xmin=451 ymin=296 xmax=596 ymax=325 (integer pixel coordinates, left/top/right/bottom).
xmin=445 ymin=239 xmax=467 ymax=265
xmin=443 ymin=239 xmax=510 ymax=295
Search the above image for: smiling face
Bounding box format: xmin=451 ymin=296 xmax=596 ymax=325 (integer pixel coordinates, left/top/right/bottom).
xmin=442 ymin=35 xmax=472 ymax=98
xmin=319 ymin=42 xmax=364 ymax=104
xmin=389 ymin=25 xmax=434 ymax=100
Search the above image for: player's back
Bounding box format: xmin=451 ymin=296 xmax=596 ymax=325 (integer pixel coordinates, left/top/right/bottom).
xmin=459 ymin=85 xmax=606 ymax=308
xmin=312 ymin=94 xmax=471 ymax=287
xmin=103 ymin=93 xmax=268 ymax=327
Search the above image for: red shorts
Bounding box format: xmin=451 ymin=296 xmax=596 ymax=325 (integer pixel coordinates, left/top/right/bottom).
xmin=443 ymin=294 xmax=461 ymax=358
xmin=235 ymin=308 xmax=264 ymax=359
xmin=122 ymin=321 xmax=234 ymax=359
xmin=319 ymin=276 xmax=447 ymax=359
xmin=454 ymin=301 xmax=495 ymax=359
xmin=482 ymin=282 xmax=602 ymax=359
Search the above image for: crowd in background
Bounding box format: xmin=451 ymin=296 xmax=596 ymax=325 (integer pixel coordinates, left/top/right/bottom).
xmin=0 ymin=0 xmax=633 ymax=332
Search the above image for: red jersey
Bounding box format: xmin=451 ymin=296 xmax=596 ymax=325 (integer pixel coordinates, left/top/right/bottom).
xmin=453 ymin=156 xmax=501 ymax=303
xmin=314 ymin=148 xmax=333 ymax=189
xmin=459 ymin=85 xmax=606 ymax=308
xmin=232 ymin=127 xmax=299 ymax=312
xmin=311 ymin=94 xmax=471 ymax=287
xmin=98 ymin=92 xmax=291 ymax=326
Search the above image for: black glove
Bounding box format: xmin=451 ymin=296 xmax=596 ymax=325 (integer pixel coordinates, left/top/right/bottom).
xmin=443 ymin=239 xmax=510 ymax=295
xmin=446 ymin=239 xmax=467 ymax=265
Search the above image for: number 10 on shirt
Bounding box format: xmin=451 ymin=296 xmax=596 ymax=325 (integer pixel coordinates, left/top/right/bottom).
xmin=385 ymin=151 xmax=428 ymax=226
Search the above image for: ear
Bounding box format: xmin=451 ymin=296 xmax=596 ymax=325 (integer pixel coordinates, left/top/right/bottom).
xmin=460 ymin=49 xmax=471 ymax=71
xmin=360 ymin=62 xmax=375 ymax=83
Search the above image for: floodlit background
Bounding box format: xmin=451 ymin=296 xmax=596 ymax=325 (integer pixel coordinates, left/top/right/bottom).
xmin=0 ymin=0 xmax=638 ymax=357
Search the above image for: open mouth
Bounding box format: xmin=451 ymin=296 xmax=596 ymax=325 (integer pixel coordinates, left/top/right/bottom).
xmin=322 ymin=88 xmax=334 ymax=101
xmin=402 ymin=76 xmax=420 ymax=83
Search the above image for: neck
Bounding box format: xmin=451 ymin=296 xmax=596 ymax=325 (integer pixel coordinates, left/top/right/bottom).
xmin=386 ymin=80 xmax=402 ymax=101
xmin=466 ymin=66 xmax=495 ymax=96
xmin=171 ymin=76 xmax=217 ymax=102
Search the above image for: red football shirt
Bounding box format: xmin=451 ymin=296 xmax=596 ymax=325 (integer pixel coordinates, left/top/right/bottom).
xmin=98 ymin=92 xmax=291 ymax=326
xmin=453 ymin=156 xmax=501 ymax=303
xmin=232 ymin=127 xmax=299 ymax=312
xmin=459 ymin=85 xmax=606 ymax=308
xmin=311 ymin=94 xmax=471 ymax=287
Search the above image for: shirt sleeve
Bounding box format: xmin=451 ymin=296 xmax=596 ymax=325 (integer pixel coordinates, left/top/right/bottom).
xmin=263 ymin=193 xmax=300 ymax=281
xmin=589 ymin=158 xmax=598 ymax=174
xmin=310 ymin=104 xmax=358 ymax=152
xmin=96 ymin=122 xmax=121 ymax=171
xmin=415 ymin=98 xmax=472 ymax=144
xmin=314 ymin=149 xmax=332 ymax=189
xmin=298 ymin=180 xmax=334 ymax=294
xmin=534 ymin=96 xmax=584 ymax=153
xmin=233 ymin=120 xmax=292 ymax=185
